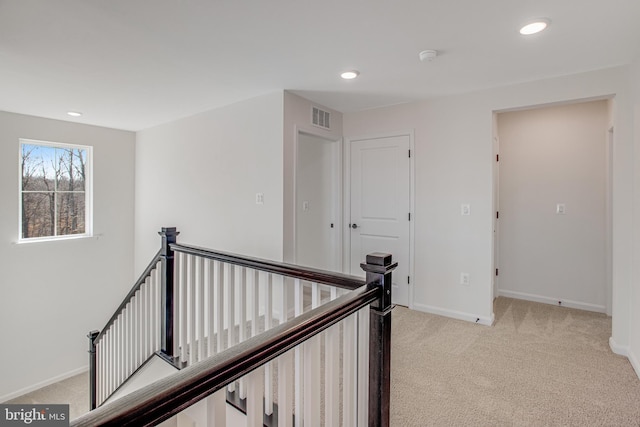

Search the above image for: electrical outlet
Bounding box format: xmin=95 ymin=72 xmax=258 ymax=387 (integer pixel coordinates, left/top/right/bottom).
xmin=255 ymin=193 xmax=264 ymax=205
xmin=460 ymin=272 xmax=470 ymax=286
xmin=461 ymin=204 xmax=471 ymax=216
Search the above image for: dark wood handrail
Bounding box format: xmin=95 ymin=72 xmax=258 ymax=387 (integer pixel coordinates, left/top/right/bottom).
xmin=73 ymin=284 xmax=380 ymax=427
xmin=93 ymin=249 xmax=162 ymax=344
xmin=171 ymin=243 xmax=367 ymax=290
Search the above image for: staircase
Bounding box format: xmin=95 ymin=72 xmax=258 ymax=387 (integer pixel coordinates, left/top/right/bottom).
xmin=74 ymin=228 xmax=396 ymax=426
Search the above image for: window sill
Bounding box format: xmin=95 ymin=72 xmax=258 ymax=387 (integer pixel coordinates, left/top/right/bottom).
xmin=14 ymin=233 xmax=104 ymax=245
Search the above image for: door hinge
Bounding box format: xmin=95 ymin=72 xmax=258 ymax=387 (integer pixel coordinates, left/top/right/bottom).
xmin=496 ymin=211 xmax=499 ymax=219
xmin=408 ymin=149 xmax=411 ymax=158
xmin=408 ymin=212 xmax=411 ymax=221
xmin=495 ymin=268 xmax=499 ymax=276
xmin=407 ymin=276 xmax=410 ymax=284
xmin=496 ymin=154 xmax=499 ymax=162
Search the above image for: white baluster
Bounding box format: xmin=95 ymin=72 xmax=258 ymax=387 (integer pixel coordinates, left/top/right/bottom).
xmin=251 ymin=270 xmax=260 ymax=337
xmin=133 ymin=294 xmax=139 ymax=370
xmin=325 ymin=287 xmax=340 ymax=426
xmin=226 ymin=263 xmax=236 ymax=393
xmin=95 ymin=338 xmax=100 ymax=405
xmin=188 ymin=254 xmax=197 ymax=366
xmin=98 ymin=335 xmax=104 ymax=405
xmin=172 ymin=258 xmax=180 ymax=358
xmin=343 ymin=312 xmax=357 ymax=427
xmin=247 ymin=366 xmax=265 ymax=427
xmin=152 ymin=268 xmax=158 ymax=353
xmin=206 ymin=259 xmax=215 ymax=358
xmin=140 ymin=281 xmax=145 ymax=362
xmin=113 ymin=320 xmax=119 ymax=395
xmin=294 ymin=279 xmax=303 ymax=426
xmin=125 ymin=308 xmax=131 ymax=381
xmin=115 ymin=315 xmax=121 ymax=387
xmin=304 ymin=283 xmax=321 ymax=425
xmin=277 ymin=351 xmax=293 ymax=427
xmin=108 ymin=330 xmax=112 ymax=399
xmin=179 ymin=253 xmax=188 ymax=362
xmin=149 ymin=271 xmax=154 ymax=356
xmin=278 ymin=275 xmax=288 ymax=325
xmin=137 ymin=287 xmax=143 ymax=366
xmin=264 ymin=272 xmax=274 ymax=416
xmin=215 ymin=261 xmax=224 ymax=354
xmin=238 ymin=266 xmax=247 ymax=399
xmin=196 ymin=256 xmax=205 ymax=362
xmin=140 ymin=283 xmax=147 ymax=365
xmin=357 ymin=307 xmax=370 ymax=427
xmin=206 ymin=389 xmax=226 ymax=427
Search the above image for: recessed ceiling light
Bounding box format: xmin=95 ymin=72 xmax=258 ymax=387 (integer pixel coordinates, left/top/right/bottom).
xmin=340 ymin=70 xmax=360 ymax=80
xmin=67 ymin=111 xmax=83 ymax=117
xmin=519 ymin=19 xmax=550 ymax=35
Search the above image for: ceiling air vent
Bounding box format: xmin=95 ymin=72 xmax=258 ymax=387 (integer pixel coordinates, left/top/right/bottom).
xmin=312 ymin=107 xmax=331 ymax=130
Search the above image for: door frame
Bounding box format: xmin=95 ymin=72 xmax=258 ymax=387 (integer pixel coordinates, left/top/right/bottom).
xmin=343 ymin=130 xmax=415 ymax=309
xmin=293 ymin=126 xmax=343 ymax=270
xmin=493 ymin=99 xmax=613 ymax=313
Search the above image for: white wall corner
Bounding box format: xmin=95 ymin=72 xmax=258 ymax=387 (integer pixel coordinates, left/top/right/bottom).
xmin=413 ymin=303 xmax=494 ymax=326
xmin=609 ymin=336 xmax=628 ymax=356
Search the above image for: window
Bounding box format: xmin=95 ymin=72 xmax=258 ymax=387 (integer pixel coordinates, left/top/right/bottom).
xmin=19 ymin=139 xmax=92 ymax=241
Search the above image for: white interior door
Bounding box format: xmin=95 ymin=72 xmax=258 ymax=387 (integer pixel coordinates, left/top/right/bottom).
xmin=349 ymin=135 xmax=410 ymax=306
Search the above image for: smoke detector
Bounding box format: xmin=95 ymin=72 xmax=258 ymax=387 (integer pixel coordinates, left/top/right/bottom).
xmin=419 ymin=50 xmax=438 ymax=62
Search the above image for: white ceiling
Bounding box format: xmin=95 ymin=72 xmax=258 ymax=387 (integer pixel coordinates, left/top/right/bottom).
xmin=1 ymin=0 xmax=639 ymax=131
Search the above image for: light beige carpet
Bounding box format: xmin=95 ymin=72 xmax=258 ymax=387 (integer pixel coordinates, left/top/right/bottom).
xmin=391 ymin=297 xmax=640 ymax=426
xmin=7 ymin=297 xmax=640 ymax=425
xmin=6 ymin=371 xmax=89 ymax=420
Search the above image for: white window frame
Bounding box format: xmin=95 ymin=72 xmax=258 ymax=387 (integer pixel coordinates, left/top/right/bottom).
xmin=18 ymin=138 xmax=93 ymax=243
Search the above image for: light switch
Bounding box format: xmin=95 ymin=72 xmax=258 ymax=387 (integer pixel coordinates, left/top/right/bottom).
xmin=461 ymin=204 xmax=471 ymax=216
xmin=556 ymin=203 xmax=566 ymax=215
xmin=302 ymin=201 xmax=310 ymax=211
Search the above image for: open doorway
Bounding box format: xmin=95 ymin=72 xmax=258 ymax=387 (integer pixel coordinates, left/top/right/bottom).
xmin=494 ymin=99 xmax=612 ymax=314
xmin=294 ymin=131 xmax=342 ymax=271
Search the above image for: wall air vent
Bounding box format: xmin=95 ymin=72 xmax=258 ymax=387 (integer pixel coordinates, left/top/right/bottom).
xmin=312 ymin=107 xmax=331 ymax=130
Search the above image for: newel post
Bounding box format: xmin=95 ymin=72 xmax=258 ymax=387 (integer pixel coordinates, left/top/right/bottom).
xmin=361 ymin=252 xmax=397 ymax=427
xmin=159 ymin=227 xmax=179 ymax=358
xmin=87 ymin=330 xmax=99 ymax=410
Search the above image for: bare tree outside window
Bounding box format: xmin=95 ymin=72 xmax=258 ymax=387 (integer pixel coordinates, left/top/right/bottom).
xmin=20 ymin=140 xmax=90 ymax=240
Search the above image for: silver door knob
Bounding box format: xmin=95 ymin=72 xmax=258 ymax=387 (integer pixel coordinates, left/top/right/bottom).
xmin=351 ymin=223 xmax=359 ymax=229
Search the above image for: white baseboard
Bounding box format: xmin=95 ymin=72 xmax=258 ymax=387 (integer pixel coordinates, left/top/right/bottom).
xmin=0 ymin=365 xmax=88 ymax=403
xmin=628 ymin=347 xmax=640 ymax=380
xmin=609 ymin=337 xmax=640 ymax=381
xmin=609 ymin=336 xmax=628 ymax=356
xmin=627 ymin=350 xmax=640 ymax=379
xmin=498 ymin=289 xmax=606 ymax=313
xmin=412 ymin=303 xmax=494 ymax=326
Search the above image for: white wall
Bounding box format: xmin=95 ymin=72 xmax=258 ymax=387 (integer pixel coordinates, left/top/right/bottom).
xmin=344 ymin=66 xmax=634 ymax=335
xmin=497 ymin=101 xmax=608 ymax=312
xmin=0 ymin=111 xmax=135 ymax=401
xmin=134 ymin=92 xmax=285 ymax=272
xmin=630 ymin=57 xmax=640 ymax=378
xmin=283 ymin=92 xmax=342 ymax=264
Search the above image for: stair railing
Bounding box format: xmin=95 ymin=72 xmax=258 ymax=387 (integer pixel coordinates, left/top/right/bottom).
xmin=77 ymin=244 xmax=395 ymax=426
xmin=86 ymin=227 xmax=396 ymax=425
